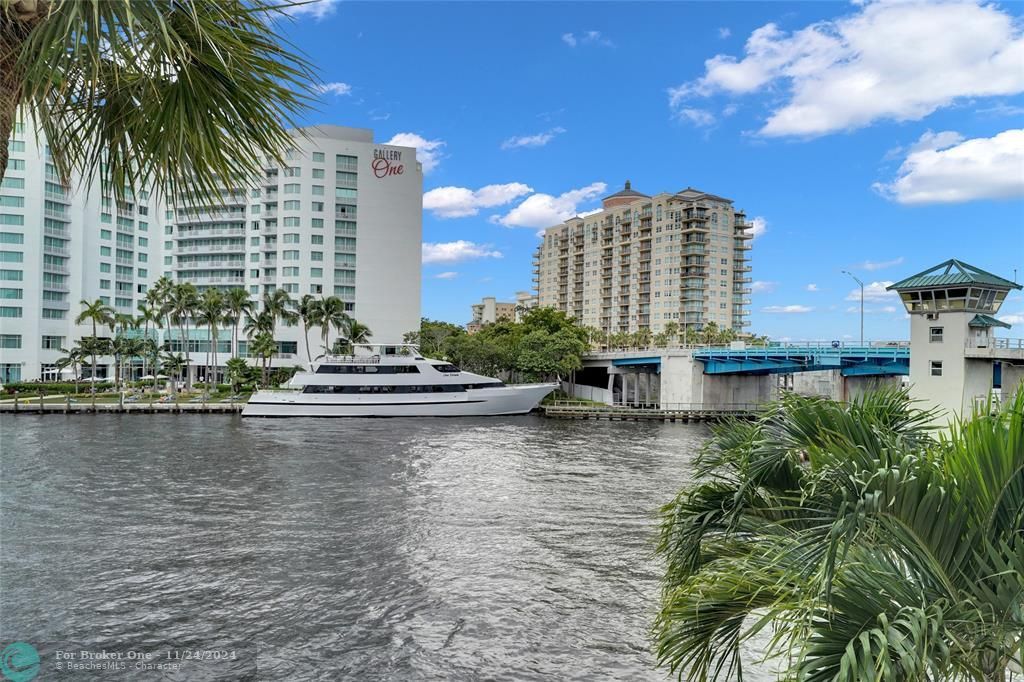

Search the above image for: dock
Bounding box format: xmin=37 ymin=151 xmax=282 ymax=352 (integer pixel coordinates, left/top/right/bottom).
xmin=0 ymin=400 xmax=244 ymax=415
xmin=541 ymin=401 xmax=760 ymax=422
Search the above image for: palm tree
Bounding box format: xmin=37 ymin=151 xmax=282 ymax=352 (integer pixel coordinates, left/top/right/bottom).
xmin=167 ymin=282 xmax=199 ymax=390
xmin=655 ymin=388 xmax=1024 ymax=682
xmin=225 ymin=357 xmax=250 ymax=394
xmin=663 ymin=321 xmax=680 ymax=345
xmin=159 ymin=352 xmax=186 ymax=397
xmin=196 ymin=288 xmax=224 ymax=387
xmin=0 ymin=1 xmax=314 ymax=204
xmin=75 ymin=298 xmax=114 ymax=406
xmin=262 ymin=288 xmax=297 ymax=334
xmin=316 ymin=296 xmax=348 ymax=358
xmin=338 ymin=316 xmax=372 ymax=354
xmin=223 ymin=287 xmax=253 ymax=360
xmin=250 ymin=332 xmax=277 ymax=386
xmin=54 ymin=345 xmax=83 ymax=392
xmin=136 ymin=300 xmax=162 ymax=380
xmin=297 ymin=294 xmax=321 ymax=368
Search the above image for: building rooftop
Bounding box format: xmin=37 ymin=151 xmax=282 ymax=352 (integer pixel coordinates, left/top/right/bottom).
xmin=603 ymin=180 xmax=649 ymax=202
xmin=888 ymin=259 xmax=1022 ymax=291
xmin=671 ymin=187 xmax=733 ymax=203
xmin=291 ymin=125 xmax=374 ymax=143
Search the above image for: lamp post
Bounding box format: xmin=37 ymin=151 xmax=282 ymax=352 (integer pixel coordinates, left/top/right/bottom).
xmin=842 ymin=270 xmax=864 ymax=346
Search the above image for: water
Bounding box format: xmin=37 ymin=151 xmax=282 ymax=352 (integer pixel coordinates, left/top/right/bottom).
xmin=1 ymin=415 xmax=756 ymax=680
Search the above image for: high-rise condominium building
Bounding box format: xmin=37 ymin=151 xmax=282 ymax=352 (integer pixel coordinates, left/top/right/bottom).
xmin=171 ymin=125 xmax=422 ymax=368
xmin=0 ymin=122 xmax=422 ymax=383
xmin=532 ymin=182 xmax=753 ymax=335
xmin=0 ymin=118 xmax=170 ymax=384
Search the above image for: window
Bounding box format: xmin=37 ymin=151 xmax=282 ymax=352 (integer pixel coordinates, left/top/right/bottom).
xmin=311 ymin=202 xmax=324 ymax=213
xmin=310 ymin=284 xmax=322 ymax=294
xmin=0 ymin=177 xmax=25 ymax=189
xmin=930 ymin=361 xmax=943 ymax=377
xmin=336 ymin=154 xmax=357 ymax=169
xmin=0 ymin=196 xmax=24 ymax=207
xmin=284 ymin=166 xmax=301 ymax=177
xmin=100 ymin=229 xmax=111 ymax=240
xmin=283 ymin=250 xmax=300 ymax=260
xmin=0 ymin=287 xmax=22 ymax=299
xmin=311 ymin=235 xmax=323 ymax=245
xmin=311 ymin=251 xmax=323 ymax=261
xmin=138 ymin=237 xmax=148 ymax=247
xmin=0 ymin=364 xmax=21 ymax=383
xmin=0 ymin=214 xmax=24 ymax=226
xmin=100 ymin=262 xmax=111 ymax=273
xmin=312 ymin=168 xmax=324 ymax=179
xmin=336 ymin=171 xmax=358 ymax=186
xmin=101 ymin=212 xmax=112 ymax=223
xmin=5 ymin=159 xmax=25 ymax=171
xmin=0 ymin=233 xmax=23 ymax=244
xmin=100 ymin=246 xmax=111 ymax=257
xmin=283 ymin=217 xmax=301 ymax=228
xmin=282 ymin=267 xmax=299 ymax=276
xmin=100 ymin=279 xmax=111 ymax=289
xmin=42 ymin=308 xmax=66 ymax=319
xmin=283 ymin=233 xmax=300 ymax=244
xmin=312 ymin=152 xmax=325 ymax=162
xmin=929 ymin=327 xmax=943 ymax=343
xmin=8 ymin=140 xmax=25 ymax=153
xmin=283 ymin=200 xmax=301 ymax=210
xmin=137 ymin=268 xmax=147 ymax=277
xmin=0 ymin=306 xmax=23 ymax=317
xmin=0 ymin=334 xmax=20 ymax=348
xmin=312 ymin=185 xmax=324 ymax=196
xmin=311 ymin=218 xmax=324 ymax=229
xmin=282 ymin=283 xmax=298 ymax=293
xmin=250 ymin=253 xmax=260 ymax=263
xmin=0 ymin=269 xmax=22 ymax=281
xmin=42 ymin=335 xmax=63 ymax=350
xmin=283 ymin=183 xmax=301 ymax=194
xmin=335 ymin=187 xmax=357 ymax=199
xmin=311 ymin=267 xmax=322 ymax=278
xmin=138 ymin=221 xmax=148 ymax=232
xmin=0 ymin=251 xmax=23 ymax=263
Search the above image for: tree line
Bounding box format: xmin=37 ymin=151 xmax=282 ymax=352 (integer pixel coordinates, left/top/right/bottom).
xmin=61 ymin=276 xmax=372 ymax=406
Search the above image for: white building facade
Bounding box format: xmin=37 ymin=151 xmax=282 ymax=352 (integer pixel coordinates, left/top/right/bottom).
xmin=0 ymin=119 xmax=171 ymax=383
xmin=0 ymin=122 xmax=422 ymax=382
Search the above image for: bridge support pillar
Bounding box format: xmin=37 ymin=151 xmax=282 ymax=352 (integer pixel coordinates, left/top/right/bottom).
xmin=841 ymin=375 xmax=902 ymax=402
xmin=606 ymin=373 xmax=616 ymax=405
xmin=1002 ymin=363 xmax=1024 ymax=400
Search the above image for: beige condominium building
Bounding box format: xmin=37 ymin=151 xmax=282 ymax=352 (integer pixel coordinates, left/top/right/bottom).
xmin=532 ymin=182 xmax=753 ymax=334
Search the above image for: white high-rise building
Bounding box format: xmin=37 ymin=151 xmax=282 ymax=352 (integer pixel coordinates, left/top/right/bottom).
xmin=0 ymin=118 xmax=170 ymax=383
xmin=0 ymin=122 xmax=422 ymax=383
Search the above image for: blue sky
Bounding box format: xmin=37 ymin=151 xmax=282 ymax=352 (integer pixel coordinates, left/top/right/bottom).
xmin=281 ymin=0 xmax=1024 ymax=341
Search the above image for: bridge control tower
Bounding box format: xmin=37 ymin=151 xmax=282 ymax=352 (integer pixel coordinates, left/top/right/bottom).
xmin=888 ymin=259 xmax=1023 ymax=420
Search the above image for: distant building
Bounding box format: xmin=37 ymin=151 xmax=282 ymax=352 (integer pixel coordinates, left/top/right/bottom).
xmin=467 ymin=296 xmax=517 ymax=333
xmin=532 ymin=181 xmax=753 ymax=335
xmin=514 ymin=291 xmax=537 ymax=321
xmin=888 ymin=259 xmax=1023 ymax=420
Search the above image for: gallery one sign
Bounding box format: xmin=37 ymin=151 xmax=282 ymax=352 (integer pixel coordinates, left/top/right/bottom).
xmin=372 ymin=148 xmax=404 ymax=178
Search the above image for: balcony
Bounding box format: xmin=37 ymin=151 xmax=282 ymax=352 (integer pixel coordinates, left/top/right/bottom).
xmin=42 ymin=262 xmax=70 ymax=274
xmin=43 ymin=225 xmax=68 ymax=238
xmin=44 ymin=300 xmax=71 ymax=311
xmin=43 ymin=208 xmax=70 ymax=221
xmin=733 ymin=276 xmax=752 ymax=284
xmin=115 ymin=257 xmax=133 ymax=266
xmin=44 ymin=191 xmax=70 ymax=203
xmin=43 ymin=245 xmax=70 ymax=257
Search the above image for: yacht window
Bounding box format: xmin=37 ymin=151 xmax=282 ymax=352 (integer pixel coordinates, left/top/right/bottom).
xmin=432 ymin=364 xmax=461 ymax=373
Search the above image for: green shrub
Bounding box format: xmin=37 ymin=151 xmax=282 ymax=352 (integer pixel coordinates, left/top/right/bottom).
xmin=3 ymin=382 xmax=114 ymax=395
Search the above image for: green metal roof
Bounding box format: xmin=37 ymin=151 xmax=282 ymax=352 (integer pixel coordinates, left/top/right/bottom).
xmin=968 ymin=314 xmax=1012 ymax=329
xmin=887 ymin=259 xmax=1022 ymax=291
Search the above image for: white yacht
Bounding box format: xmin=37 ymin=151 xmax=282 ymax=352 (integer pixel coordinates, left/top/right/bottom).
xmin=241 ymin=344 xmax=557 ymax=417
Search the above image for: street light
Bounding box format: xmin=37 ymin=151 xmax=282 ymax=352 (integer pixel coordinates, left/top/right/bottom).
xmin=841 ymin=270 xmax=864 ymax=346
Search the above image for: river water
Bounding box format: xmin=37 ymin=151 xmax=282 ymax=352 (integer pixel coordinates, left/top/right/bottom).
xmin=1 ymin=415 xmax=769 ymax=680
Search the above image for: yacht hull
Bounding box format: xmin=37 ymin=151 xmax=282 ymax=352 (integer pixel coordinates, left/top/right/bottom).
xmin=241 ymin=383 xmax=557 ymax=417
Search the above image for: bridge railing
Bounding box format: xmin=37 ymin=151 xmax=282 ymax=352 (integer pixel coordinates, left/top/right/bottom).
xmin=586 ymin=341 xmax=910 ymax=356
xmin=966 ymin=337 xmax=1024 ymax=350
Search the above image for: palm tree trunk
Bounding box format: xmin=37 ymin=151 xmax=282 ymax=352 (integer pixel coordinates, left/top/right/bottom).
xmin=211 ymin=325 xmax=219 ymax=387
xmin=302 ymin=320 xmax=312 ymax=368
xmin=90 ymin=319 xmax=97 ymax=408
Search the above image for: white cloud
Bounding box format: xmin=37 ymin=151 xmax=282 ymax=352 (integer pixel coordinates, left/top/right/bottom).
xmin=315 ymin=82 xmax=352 ymax=97
xmin=846 ymin=281 xmax=897 ymax=302
xmin=999 ymin=312 xmax=1024 ymax=325
xmin=670 ymin=1 xmax=1024 ymax=137
xmin=491 ymin=182 xmax=607 ymax=229
xmin=718 ymin=27 xmax=731 ymax=39
xmin=846 ymin=305 xmax=901 ymax=314
xmin=722 ymin=103 xmax=739 ymax=117
xmin=676 ymin=108 xmax=716 ymax=127
xmin=384 ymin=133 xmax=445 ymax=174
xmin=751 ymin=280 xmax=777 ymax=293
xmin=423 ymin=183 xmax=533 ymax=218
xmin=422 ymin=241 xmax=503 ymax=265
xmin=501 ymin=127 xmax=566 ymax=150
xmin=858 ymin=256 xmax=904 ymax=271
xmin=806 ymin=283 xmax=819 ymax=291
xmin=283 ymin=0 xmax=338 ymax=20
xmin=873 ymin=129 xmax=1024 ymax=204
xmin=433 ymin=271 xmax=459 ymax=280
xmin=562 ymin=30 xmax=614 ymax=48
xmin=976 ymin=103 xmax=1024 ymax=118
xmin=749 ymin=216 xmax=767 ymax=239
xmin=763 ymin=305 xmax=814 ymax=313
